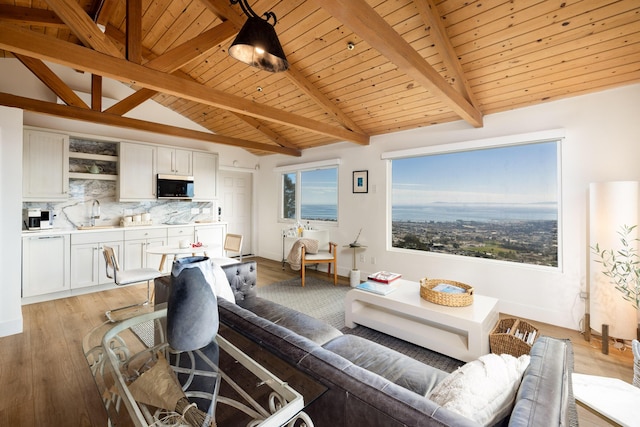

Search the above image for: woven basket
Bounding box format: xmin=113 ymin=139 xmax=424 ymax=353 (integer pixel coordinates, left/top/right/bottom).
xmin=419 ymin=278 xmax=474 ymax=307
xmin=489 ymin=318 xmax=538 ymax=357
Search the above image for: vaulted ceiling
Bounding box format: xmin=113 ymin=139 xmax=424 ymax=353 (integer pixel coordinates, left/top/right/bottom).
xmin=0 ymin=0 xmax=638 ymax=156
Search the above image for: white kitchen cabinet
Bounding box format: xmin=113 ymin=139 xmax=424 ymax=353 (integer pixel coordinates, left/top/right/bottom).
xmin=192 ymin=151 xmax=218 ymax=200
xmin=157 ymin=146 xmax=192 ymax=176
xmin=23 ymin=130 xmax=69 ymax=201
xmin=119 ymin=142 xmax=156 ymax=201
xmin=123 ymin=228 xmax=166 ymax=271
xmin=195 ymin=223 xmax=227 ymax=258
xmin=164 ymin=226 xmax=196 ymax=273
xmin=70 ymin=231 xmax=124 ymax=289
xmin=22 ymin=234 xmax=70 ymax=297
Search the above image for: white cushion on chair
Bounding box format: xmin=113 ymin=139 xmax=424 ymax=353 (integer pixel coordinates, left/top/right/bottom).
xmin=302 ymin=229 xmax=330 ymax=252
xmin=116 ymin=268 xmax=162 ymax=286
xmin=304 ymin=252 xmax=334 ymax=261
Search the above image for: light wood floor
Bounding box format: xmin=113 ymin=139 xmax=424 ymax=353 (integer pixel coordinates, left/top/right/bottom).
xmin=0 ymin=257 xmax=632 ymax=426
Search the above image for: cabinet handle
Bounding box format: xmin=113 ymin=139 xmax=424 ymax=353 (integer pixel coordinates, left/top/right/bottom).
xmin=34 ymin=235 xmax=63 ymax=240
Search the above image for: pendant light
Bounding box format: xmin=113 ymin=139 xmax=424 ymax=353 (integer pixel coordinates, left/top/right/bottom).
xmin=228 ymin=0 xmax=289 ymax=72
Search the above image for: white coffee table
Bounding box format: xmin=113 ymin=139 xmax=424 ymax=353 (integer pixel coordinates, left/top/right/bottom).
xmin=345 ymin=279 xmax=499 ymax=362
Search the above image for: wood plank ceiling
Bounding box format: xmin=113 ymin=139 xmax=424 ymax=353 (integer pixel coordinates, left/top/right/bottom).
xmin=0 ymin=0 xmax=638 ymax=156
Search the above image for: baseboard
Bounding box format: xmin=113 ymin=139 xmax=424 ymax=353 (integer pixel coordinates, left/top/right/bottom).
xmin=0 ymin=316 xmax=23 ymax=337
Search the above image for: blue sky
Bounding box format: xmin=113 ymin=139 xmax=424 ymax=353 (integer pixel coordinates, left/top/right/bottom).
xmin=392 ymin=141 xmax=559 ymax=206
xmin=300 ymin=168 xmax=338 ymax=205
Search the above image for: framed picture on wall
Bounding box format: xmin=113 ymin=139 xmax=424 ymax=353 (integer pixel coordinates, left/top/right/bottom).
xmin=353 ymin=170 xmax=368 ymax=193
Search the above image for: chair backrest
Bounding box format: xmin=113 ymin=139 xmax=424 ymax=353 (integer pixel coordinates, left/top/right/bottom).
xmin=633 ymin=339 xmax=640 ymax=388
xmin=224 ymin=234 xmax=243 ymax=253
xmin=102 ymin=246 xmax=120 ymax=282
xmin=302 ymin=229 xmax=330 ymax=251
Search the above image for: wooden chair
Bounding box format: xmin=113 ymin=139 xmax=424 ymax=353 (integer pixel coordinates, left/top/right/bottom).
xmin=224 ymin=233 xmax=244 ymax=261
xmin=102 ymin=246 xmax=162 ymax=322
xmin=300 ymin=229 xmax=337 ymax=287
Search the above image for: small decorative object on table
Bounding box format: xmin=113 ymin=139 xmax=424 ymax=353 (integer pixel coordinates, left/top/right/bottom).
xmin=356 ymin=280 xmax=399 ymax=295
xmin=368 ymin=271 xmax=402 ymax=283
xmin=420 ymin=278 xmax=474 ymax=307
xmin=489 ymin=318 xmax=539 ymax=357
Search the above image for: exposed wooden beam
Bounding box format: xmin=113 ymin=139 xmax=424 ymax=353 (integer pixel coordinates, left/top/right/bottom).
xmin=126 ymin=0 xmax=142 ymax=64
xmin=144 ymin=20 xmax=237 ymax=73
xmin=318 ymin=0 xmax=483 ymax=128
xmin=91 ymin=74 xmax=102 ymax=111
xmin=104 ymin=88 xmax=155 ymax=115
xmin=0 ymin=23 xmax=369 ymax=145
xmin=44 ymin=0 xmax=123 ymax=58
xmin=0 ymin=92 xmax=301 ymax=156
xmin=0 ymin=5 xmax=66 ymax=28
xmin=414 ymin=0 xmax=479 ymax=109
xmin=13 ymin=53 xmax=89 ymax=109
xmin=285 ymin=64 xmax=366 ymax=134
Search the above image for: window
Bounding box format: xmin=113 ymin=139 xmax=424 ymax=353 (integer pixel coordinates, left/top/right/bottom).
xmin=389 ymin=138 xmax=560 ymax=267
xmin=278 ymin=160 xmax=339 ymax=223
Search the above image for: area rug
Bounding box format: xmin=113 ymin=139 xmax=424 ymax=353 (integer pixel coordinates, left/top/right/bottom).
xmin=257 ymin=277 xmax=463 ymax=373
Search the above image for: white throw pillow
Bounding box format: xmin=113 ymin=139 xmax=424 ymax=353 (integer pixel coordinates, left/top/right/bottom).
xmin=210 ymin=261 xmax=236 ymax=304
xmin=428 ymin=353 xmax=530 ymax=426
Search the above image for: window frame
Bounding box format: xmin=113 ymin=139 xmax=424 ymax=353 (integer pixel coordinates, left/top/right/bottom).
xmin=275 ymin=158 xmax=341 ymax=226
xmin=383 ymin=130 xmax=564 ymax=270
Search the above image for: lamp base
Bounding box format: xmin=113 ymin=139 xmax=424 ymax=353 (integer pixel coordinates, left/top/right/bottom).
xmin=350 ymin=269 xmax=360 ymax=287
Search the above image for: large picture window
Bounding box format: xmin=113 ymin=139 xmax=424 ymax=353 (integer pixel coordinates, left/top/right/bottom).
xmin=280 ymin=163 xmax=338 ymax=223
xmin=390 ymin=139 xmax=560 ymax=267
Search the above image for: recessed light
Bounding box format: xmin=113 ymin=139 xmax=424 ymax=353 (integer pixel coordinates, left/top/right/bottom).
xmin=347 ymin=42 xmax=355 ymax=51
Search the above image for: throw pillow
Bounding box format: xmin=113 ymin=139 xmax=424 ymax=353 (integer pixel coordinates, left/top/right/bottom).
xmin=210 ymin=261 xmax=236 ymax=304
xmin=428 ymin=353 xmax=530 ymax=426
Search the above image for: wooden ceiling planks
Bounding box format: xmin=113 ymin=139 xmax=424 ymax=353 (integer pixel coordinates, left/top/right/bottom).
xmin=0 ymin=0 xmax=638 ymax=155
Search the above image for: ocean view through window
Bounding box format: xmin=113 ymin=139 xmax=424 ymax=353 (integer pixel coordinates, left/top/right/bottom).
xmin=391 ymin=141 xmax=559 ymax=267
xmin=280 ymin=164 xmax=338 ymax=223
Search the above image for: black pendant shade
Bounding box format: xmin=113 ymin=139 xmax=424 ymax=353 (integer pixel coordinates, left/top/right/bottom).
xmin=229 ymin=16 xmax=289 ymax=73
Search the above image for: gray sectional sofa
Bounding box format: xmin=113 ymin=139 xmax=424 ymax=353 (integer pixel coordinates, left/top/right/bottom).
xmin=155 ymin=260 xmax=578 ymax=427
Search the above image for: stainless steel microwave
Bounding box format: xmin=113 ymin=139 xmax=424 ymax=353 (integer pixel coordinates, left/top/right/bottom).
xmin=157 ymin=174 xmax=194 ymax=199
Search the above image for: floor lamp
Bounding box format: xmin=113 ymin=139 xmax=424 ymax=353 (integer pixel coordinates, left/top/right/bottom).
xmin=589 ymin=181 xmax=640 ymax=353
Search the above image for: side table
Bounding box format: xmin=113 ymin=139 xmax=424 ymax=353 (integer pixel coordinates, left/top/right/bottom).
xmin=344 ymin=243 xmax=366 ymax=287
xmin=572 ymin=373 xmax=640 ymax=426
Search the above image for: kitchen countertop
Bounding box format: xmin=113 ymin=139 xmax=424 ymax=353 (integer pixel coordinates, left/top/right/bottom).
xmin=22 ymin=221 xmax=226 ymax=236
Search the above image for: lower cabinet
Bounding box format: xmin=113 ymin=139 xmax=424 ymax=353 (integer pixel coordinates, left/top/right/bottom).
xmin=22 ymin=234 xmax=70 ymax=297
xmin=123 ymin=228 xmax=167 ymax=271
xmin=22 ymin=224 xmax=226 ymax=301
xmin=70 ymin=231 xmax=124 ymax=289
xmin=195 ymin=224 xmax=227 ymax=258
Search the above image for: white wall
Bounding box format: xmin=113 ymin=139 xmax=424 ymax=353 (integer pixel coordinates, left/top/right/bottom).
xmin=256 ymin=84 xmax=640 ymax=332
xmin=0 ymin=106 xmax=24 ymax=336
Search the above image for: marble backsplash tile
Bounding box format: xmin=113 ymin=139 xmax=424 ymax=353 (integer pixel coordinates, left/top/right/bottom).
xmin=23 ymin=179 xmax=215 ymax=230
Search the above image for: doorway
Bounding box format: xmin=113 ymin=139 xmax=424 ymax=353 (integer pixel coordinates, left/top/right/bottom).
xmin=218 ymin=170 xmax=253 ymax=257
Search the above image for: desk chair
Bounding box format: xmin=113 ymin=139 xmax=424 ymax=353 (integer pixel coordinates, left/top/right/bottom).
xmin=103 ymin=246 xmax=162 ymax=322
xmin=300 ymin=229 xmax=337 ymax=287
xmin=224 ymin=233 xmax=244 ymax=262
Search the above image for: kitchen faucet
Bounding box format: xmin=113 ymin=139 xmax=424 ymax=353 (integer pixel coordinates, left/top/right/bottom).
xmin=90 ymin=199 xmax=101 ymax=226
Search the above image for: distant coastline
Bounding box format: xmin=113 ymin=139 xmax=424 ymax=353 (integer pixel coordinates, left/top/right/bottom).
xmin=392 ymin=203 xmax=557 ymax=223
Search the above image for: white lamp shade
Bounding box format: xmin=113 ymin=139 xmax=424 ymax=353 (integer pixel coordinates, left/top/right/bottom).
xmin=589 ymin=181 xmax=639 ymax=340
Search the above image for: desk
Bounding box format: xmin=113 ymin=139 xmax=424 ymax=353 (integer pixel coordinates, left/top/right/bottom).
xmin=146 ymin=245 xmax=208 ymax=272
xmin=572 ymin=373 xmax=640 ymax=426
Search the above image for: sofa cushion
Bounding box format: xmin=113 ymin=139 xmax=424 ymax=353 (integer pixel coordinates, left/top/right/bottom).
xmin=428 ymin=353 xmax=530 ymax=426
xmin=211 ymin=261 xmax=235 ymax=304
xmin=239 ymin=296 xmax=342 ymax=345
xmin=323 ymin=334 xmax=449 ymax=396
